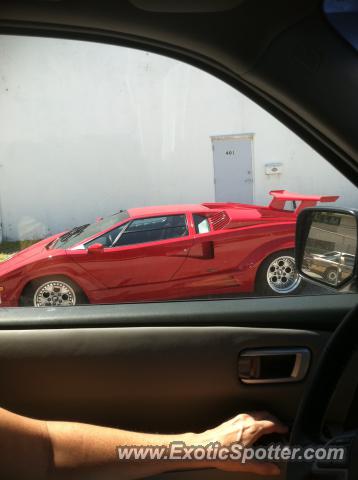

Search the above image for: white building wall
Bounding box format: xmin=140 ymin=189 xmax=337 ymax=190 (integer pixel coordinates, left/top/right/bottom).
xmin=0 ymin=36 xmax=357 ymax=241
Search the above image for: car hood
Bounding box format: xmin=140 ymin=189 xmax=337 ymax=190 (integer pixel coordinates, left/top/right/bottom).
xmin=0 ymin=234 xmax=61 ymax=272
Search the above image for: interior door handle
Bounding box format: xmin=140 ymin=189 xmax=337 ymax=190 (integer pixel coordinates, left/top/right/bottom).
xmin=238 ymin=347 xmax=311 ymax=384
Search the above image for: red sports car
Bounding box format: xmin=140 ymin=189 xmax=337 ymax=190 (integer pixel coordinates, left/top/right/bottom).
xmin=0 ymin=191 xmax=338 ymax=307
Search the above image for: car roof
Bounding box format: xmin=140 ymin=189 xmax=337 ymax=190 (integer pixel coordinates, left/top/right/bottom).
xmin=128 ymin=204 xmax=210 ymax=217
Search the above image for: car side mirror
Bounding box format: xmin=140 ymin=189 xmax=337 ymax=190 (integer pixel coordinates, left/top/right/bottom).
xmin=87 ymin=243 xmax=104 ymax=253
xmin=295 ymin=208 xmax=358 ymax=290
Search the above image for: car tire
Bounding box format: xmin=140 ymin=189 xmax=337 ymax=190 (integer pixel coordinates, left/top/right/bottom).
xmin=20 ymin=276 xmax=87 ymax=307
xmin=256 ymin=249 xmax=303 ymax=296
xmin=324 ymin=267 xmax=339 ymax=285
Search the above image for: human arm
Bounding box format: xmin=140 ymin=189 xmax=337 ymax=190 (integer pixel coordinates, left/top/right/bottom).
xmin=0 ymin=407 xmax=287 ymax=480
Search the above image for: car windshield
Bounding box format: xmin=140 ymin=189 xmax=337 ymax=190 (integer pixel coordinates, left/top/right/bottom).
xmin=51 ymin=211 xmax=129 ymax=250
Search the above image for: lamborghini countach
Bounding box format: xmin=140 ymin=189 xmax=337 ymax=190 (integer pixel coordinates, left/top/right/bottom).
xmin=0 ymin=190 xmax=338 ymax=307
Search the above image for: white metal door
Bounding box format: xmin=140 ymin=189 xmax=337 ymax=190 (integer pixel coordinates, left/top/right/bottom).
xmin=211 ymin=134 xmax=254 ymax=203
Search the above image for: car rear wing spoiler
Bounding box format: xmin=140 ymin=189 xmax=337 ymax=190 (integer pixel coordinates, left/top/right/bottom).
xmin=269 ymin=190 xmax=339 ymax=213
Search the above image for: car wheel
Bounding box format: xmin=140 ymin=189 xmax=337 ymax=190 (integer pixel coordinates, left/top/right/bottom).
xmin=324 ymin=267 xmax=338 ymax=285
xmin=256 ymin=249 xmax=302 ymax=295
xmin=20 ymin=277 xmax=86 ymax=307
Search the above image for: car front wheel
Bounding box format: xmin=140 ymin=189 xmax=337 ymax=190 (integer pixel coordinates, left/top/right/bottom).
xmin=256 ymin=249 xmax=302 ymax=295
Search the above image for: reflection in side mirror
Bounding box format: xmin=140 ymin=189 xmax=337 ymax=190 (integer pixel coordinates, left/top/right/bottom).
xmin=296 ymin=208 xmax=358 ymax=289
xmin=87 ymin=243 xmax=104 ymax=253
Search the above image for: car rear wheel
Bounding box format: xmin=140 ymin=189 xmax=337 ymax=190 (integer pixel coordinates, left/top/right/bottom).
xmin=20 ymin=277 xmax=86 ymax=307
xmin=256 ymin=249 xmax=302 ymax=295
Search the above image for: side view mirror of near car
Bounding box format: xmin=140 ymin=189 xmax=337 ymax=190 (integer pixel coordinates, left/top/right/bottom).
xmin=87 ymin=243 xmax=104 ymax=254
xmin=295 ymin=207 xmax=358 ymax=291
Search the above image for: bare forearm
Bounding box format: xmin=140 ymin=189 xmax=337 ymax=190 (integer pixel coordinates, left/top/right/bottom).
xmin=46 ymin=420 xmax=199 ymax=480
xmin=0 ymin=408 xmax=51 ymax=480
xmin=0 ymin=407 xmax=285 ymax=479
xmin=0 ymin=407 xmax=200 ymax=480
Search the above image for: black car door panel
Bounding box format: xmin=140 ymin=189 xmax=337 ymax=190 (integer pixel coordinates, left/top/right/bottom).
xmin=0 ymin=294 xmax=356 ymax=480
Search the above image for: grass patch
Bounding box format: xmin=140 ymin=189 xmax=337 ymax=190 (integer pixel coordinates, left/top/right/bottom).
xmin=0 ymin=239 xmax=41 ymax=262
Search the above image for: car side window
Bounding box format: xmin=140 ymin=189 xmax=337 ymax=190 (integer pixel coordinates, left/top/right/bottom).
xmin=114 ymin=215 xmax=188 ymax=247
xmin=193 ymin=215 xmax=211 ymax=234
xmin=1 ymin=34 xmax=357 ymax=309
xmin=85 ymin=224 xmax=127 ymax=248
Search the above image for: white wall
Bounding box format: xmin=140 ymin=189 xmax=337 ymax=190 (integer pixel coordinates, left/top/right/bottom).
xmin=0 ymin=36 xmax=357 ymax=240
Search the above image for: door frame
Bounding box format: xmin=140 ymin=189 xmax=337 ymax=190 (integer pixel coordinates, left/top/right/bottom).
xmin=210 ymin=132 xmax=255 ymax=204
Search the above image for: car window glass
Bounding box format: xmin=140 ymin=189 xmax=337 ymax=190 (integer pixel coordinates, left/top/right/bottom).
xmin=85 ymin=224 xmax=127 ymax=248
xmin=53 ymin=212 xmax=129 ymax=250
xmin=193 ymin=215 xmax=211 ymax=234
xmin=115 ymin=215 xmax=188 ymax=246
xmin=0 ymin=34 xmax=357 ymax=308
xmin=323 ymin=0 xmax=358 ymax=51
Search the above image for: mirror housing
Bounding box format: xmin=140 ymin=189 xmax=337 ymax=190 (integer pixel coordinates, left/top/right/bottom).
xmin=87 ymin=243 xmax=104 ymax=253
xmin=295 ymin=208 xmax=358 ymax=291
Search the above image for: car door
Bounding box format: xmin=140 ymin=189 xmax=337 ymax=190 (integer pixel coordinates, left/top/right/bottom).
xmin=175 ymin=213 xmax=293 ymax=294
xmin=173 ymin=213 xmax=248 ymax=291
xmin=68 ymin=214 xmax=194 ymax=294
xmin=1 ymin=294 xmax=356 ymax=480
